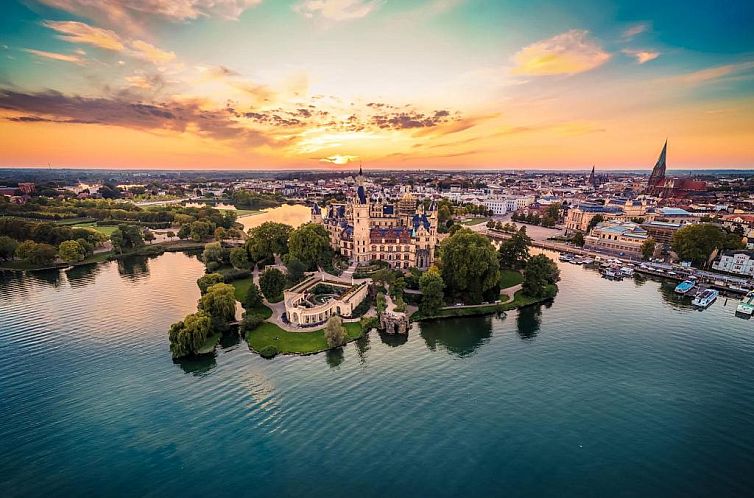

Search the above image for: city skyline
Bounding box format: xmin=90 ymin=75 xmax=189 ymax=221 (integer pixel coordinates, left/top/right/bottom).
xmin=1 ymin=0 xmax=753 ymax=170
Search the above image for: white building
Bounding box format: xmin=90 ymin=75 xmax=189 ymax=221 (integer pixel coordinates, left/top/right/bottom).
xmin=484 ymin=195 xmax=535 ymax=215
xmin=712 ymin=250 xmax=754 ymax=276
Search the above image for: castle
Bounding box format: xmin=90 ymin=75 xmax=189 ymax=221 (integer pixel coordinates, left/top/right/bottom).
xmin=311 ymin=167 xmax=438 ymax=269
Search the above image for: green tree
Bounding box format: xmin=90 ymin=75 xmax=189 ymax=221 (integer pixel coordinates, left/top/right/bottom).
xmin=239 ymin=312 xmax=264 ymax=335
xmin=229 ymin=247 xmax=251 ymax=270
xmin=419 ymin=266 xmax=445 ymax=316
xmin=15 ymin=240 xmax=38 ymax=260
xmin=672 ymin=224 xmax=743 ymax=266
xmin=110 ymin=224 xmax=144 ymax=254
xmin=246 ymin=222 xmax=292 ymax=261
xmin=259 ymin=268 xmax=286 ymax=301
xmin=440 ymin=229 xmax=500 ymax=304
xmin=641 ymin=237 xmax=656 ymax=261
xmin=168 ymin=311 xmax=212 ymax=358
xmin=498 ymin=226 xmax=532 ymax=270
xmin=143 ymin=229 xmax=155 ymax=244
xmin=202 ymin=241 xmax=225 ymax=266
xmin=285 ymin=256 xmax=307 ymax=284
xmin=197 ymin=273 xmax=224 ymax=294
xmin=324 ymin=315 xmax=348 ymax=348
xmin=58 ymin=240 xmax=85 ymax=263
xmin=288 ymin=222 xmax=332 ymax=270
xmin=522 ymin=254 xmax=560 ymax=298
xmin=0 ymin=235 xmax=18 ymax=261
xmin=572 ymin=232 xmax=585 ymax=247
xmin=244 ymin=281 xmax=263 ymax=309
xmin=198 ymin=282 xmax=237 ymax=327
xmin=587 ymin=214 xmax=605 ymax=232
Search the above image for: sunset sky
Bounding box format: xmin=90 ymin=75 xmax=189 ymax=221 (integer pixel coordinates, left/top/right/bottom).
xmin=0 ymin=0 xmax=753 ymax=170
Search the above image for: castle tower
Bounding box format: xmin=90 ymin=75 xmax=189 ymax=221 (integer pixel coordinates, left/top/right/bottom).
xmin=311 ymin=203 xmax=322 ymax=224
xmin=352 ymin=181 xmax=371 ymax=263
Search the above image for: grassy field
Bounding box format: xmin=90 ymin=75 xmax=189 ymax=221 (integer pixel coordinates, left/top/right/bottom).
xmin=499 ymin=286 xmax=557 ymax=311
xmin=230 ymin=277 xmax=254 ymax=301
xmin=246 ymin=321 xmax=363 ymax=355
xmin=461 ymin=217 xmax=490 ymax=226
xmin=500 ymin=270 xmax=524 ymax=289
xmin=72 ymin=222 xmax=119 ymax=236
xmin=234 ymin=208 xmax=267 ymax=217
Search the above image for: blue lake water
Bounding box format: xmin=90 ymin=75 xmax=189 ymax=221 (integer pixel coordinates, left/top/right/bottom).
xmin=1 ymin=251 xmax=753 ymax=497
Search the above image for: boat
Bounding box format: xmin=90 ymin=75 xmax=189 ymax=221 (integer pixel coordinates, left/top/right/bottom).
xmin=581 ymin=257 xmax=595 ymax=265
xmin=573 ymin=256 xmax=586 ymax=265
xmin=601 ymin=268 xmax=623 ymax=280
xmin=559 ymin=253 xmax=573 ymax=262
xmin=619 ymin=266 xmax=634 ymax=277
xmin=692 ymin=289 xmax=718 ymax=308
xmin=737 ymin=291 xmax=754 ymax=315
xmin=674 ymin=279 xmax=696 ymax=295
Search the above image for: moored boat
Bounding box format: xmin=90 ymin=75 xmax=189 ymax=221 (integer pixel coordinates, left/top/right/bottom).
xmin=674 ymin=279 xmax=696 ymax=295
xmin=619 ymin=266 xmax=634 ymax=276
xmin=737 ymin=291 xmax=754 ymax=315
xmin=692 ymin=289 xmax=718 ymax=308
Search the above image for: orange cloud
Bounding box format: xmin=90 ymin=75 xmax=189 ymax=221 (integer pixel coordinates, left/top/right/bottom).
xmin=42 ymin=20 xmax=124 ymax=51
xmin=622 ymin=49 xmax=660 ymax=64
xmin=23 ymin=48 xmax=84 ymax=65
xmin=671 ymin=61 xmax=754 ymax=85
xmin=512 ymin=29 xmax=610 ymax=76
xmin=129 ymin=40 xmax=176 ymax=64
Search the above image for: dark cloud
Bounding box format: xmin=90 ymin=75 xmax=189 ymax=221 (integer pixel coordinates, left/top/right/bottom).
xmin=371 ymin=109 xmax=456 ymax=130
xmin=0 ymin=88 xmax=270 ymax=145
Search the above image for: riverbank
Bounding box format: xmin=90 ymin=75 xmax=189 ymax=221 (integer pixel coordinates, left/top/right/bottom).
xmin=410 ymin=287 xmax=556 ymax=321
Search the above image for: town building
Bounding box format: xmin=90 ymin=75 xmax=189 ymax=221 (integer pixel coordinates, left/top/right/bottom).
xmin=565 ymin=203 xmax=625 ymax=232
xmin=712 ymin=250 xmax=754 ymax=276
xmin=312 ymin=168 xmax=438 ymax=269
xmin=584 ymin=221 xmax=648 ymax=258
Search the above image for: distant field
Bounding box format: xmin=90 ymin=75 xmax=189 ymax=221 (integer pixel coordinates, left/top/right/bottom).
xmin=461 ymin=217 xmax=490 ymax=226
xmin=73 ymin=222 xmax=119 ymax=236
xmin=234 ymin=209 xmax=267 ymax=217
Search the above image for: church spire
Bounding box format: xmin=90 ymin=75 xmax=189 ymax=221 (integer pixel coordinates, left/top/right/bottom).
xmin=649 ymin=139 xmax=667 ymax=186
xmin=588 ymin=165 xmax=596 ymax=187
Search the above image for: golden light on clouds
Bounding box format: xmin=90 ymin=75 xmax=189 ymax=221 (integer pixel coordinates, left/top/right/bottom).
xmin=512 ymin=29 xmax=611 ymax=76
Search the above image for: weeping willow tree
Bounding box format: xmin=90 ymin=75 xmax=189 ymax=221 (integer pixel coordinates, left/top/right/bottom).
xmin=168 ymin=311 xmax=212 ymax=358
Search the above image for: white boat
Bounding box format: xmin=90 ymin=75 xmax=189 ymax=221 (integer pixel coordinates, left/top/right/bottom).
xmin=737 ymin=291 xmax=754 ymax=315
xmin=601 ymin=268 xmax=623 ymax=280
xmin=619 ymin=266 xmax=634 ymax=276
xmin=692 ymin=289 xmax=718 ymax=308
xmin=559 ymin=253 xmax=573 ymax=262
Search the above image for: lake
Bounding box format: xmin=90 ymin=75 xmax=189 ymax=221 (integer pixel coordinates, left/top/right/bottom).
xmin=237 ymin=204 xmax=311 ymax=231
xmin=1 ymin=251 xmax=753 ymax=497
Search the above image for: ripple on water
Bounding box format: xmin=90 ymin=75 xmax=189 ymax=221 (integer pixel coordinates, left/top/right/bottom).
xmin=1 ymin=251 xmax=754 ymax=497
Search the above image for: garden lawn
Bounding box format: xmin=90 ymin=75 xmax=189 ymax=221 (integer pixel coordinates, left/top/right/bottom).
xmin=246 ymin=322 xmax=362 ymax=355
xmin=499 ymin=270 xmax=524 ymax=289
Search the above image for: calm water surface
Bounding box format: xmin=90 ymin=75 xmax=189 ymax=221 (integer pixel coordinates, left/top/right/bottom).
xmin=237 ymin=204 xmax=311 ymax=231
xmin=1 ymin=251 xmax=753 ymax=497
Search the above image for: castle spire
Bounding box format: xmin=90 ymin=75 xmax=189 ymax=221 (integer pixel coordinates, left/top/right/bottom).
xmin=588 ymin=165 xmax=596 ymax=187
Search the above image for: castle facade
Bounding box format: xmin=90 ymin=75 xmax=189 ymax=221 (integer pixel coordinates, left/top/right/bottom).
xmin=311 ymin=169 xmax=438 ymax=269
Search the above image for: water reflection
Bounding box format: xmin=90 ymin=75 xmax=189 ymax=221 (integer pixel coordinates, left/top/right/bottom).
xmin=378 ymin=331 xmax=408 ymax=347
xmin=174 ymin=353 xmax=217 ymax=376
xmin=28 ymin=269 xmax=64 ymax=288
xmin=219 ymin=329 xmax=241 ymax=349
xmin=420 ymin=316 xmax=493 ymax=357
xmin=516 ymin=305 xmax=543 ymax=340
xmin=117 ymin=255 xmax=151 ymax=280
xmin=657 ymin=281 xmax=694 ymax=310
xmin=354 ymin=334 xmax=371 ymax=365
xmin=66 ymin=262 xmax=103 ymax=287
xmin=325 ymin=347 xmax=345 ymax=368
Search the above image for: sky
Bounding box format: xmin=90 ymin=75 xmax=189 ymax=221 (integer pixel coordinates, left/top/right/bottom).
xmin=0 ymin=0 xmax=753 ymax=171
